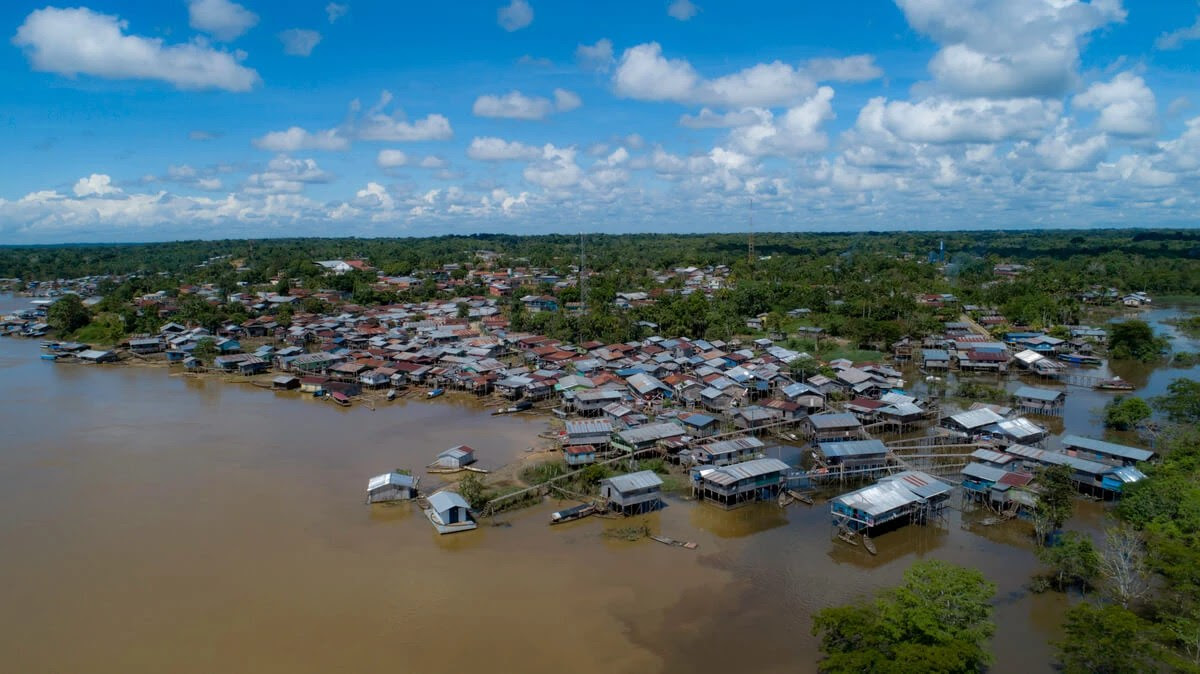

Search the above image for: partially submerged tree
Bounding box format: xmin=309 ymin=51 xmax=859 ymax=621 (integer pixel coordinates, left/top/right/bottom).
xmin=1104 ymin=395 xmax=1152 ymax=431
xmin=1108 ymin=319 xmax=1166 ymax=362
xmin=1153 ymin=378 xmax=1200 ymax=426
xmin=1099 ymin=524 xmax=1150 ymax=608
xmin=1033 ymin=464 xmax=1075 ymax=545
xmin=1055 ymin=603 xmax=1157 ymax=674
xmin=812 ymin=559 xmax=996 ymax=673
xmin=1037 ymin=531 xmax=1100 ymax=593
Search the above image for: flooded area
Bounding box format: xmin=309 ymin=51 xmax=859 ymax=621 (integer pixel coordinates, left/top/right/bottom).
xmin=1 ymin=294 xmax=1195 ymax=673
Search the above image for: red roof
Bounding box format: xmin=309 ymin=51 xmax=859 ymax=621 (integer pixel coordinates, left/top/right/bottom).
xmin=565 ymin=444 xmax=596 ymax=455
xmin=998 ymin=472 xmax=1034 ymax=487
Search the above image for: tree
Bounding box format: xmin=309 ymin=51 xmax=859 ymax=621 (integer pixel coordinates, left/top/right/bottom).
xmin=1037 ymin=531 xmax=1100 ymax=593
xmin=1099 ymin=524 xmax=1150 ymax=608
xmin=813 ymin=560 xmax=996 ymax=674
xmin=193 ymin=337 xmax=218 ymax=364
xmin=274 ymin=277 xmax=290 ymax=296
xmin=1034 ymin=464 xmax=1075 ymax=545
xmin=456 ymin=302 xmax=470 ymax=319
xmin=1153 ymin=378 xmax=1200 ymax=425
xmin=456 ymin=473 xmax=488 ymax=511
xmin=1104 ymin=396 xmax=1152 ymax=431
xmin=47 ymin=294 xmax=91 ymax=334
xmin=1108 ymin=320 xmax=1165 ymax=362
xmin=1055 ymin=603 xmax=1157 ymax=673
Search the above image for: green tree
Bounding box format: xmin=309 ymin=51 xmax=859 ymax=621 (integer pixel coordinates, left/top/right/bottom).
xmin=274 ymin=277 xmax=290 ymax=296
xmin=456 ymin=302 xmax=470 ymax=319
xmin=47 ymin=294 xmax=91 ymax=334
xmin=1055 ymin=603 xmax=1157 ymax=674
xmin=1108 ymin=320 xmax=1165 ymax=362
xmin=1037 ymin=531 xmax=1101 ymax=593
xmin=812 ymin=560 xmax=996 ymax=674
xmin=1104 ymin=396 xmax=1152 ymax=431
xmin=1153 ymin=378 xmax=1200 ymax=425
xmin=456 ymin=473 xmax=488 ymax=511
xmin=275 ymin=303 xmax=294 ymax=328
xmin=1034 ymin=464 xmax=1075 ymax=545
xmin=193 ymin=337 xmax=218 ymax=364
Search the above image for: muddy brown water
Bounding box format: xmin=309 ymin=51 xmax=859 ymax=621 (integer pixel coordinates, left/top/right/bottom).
xmin=1 ymin=295 xmax=1194 ymax=673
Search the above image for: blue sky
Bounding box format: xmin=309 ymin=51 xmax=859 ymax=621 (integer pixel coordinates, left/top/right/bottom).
xmin=2 ymin=0 xmax=1200 ymax=242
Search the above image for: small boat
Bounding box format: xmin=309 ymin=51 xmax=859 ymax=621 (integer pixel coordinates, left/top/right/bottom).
xmin=1058 ymin=352 xmax=1103 ymax=366
xmin=39 ymin=353 xmax=60 ymax=361
xmin=330 ymin=391 xmax=352 ymax=407
xmin=1095 ymin=377 xmax=1135 ymax=391
xmin=862 ymin=534 xmax=878 ymax=556
xmin=386 ymin=389 xmax=397 ymax=401
xmin=513 ymin=400 xmax=533 ymax=412
xmin=427 ymin=388 xmax=444 ymax=399
xmin=550 ymin=503 xmax=596 ymax=525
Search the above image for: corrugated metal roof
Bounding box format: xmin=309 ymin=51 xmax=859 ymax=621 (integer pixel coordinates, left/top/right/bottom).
xmin=994 ymin=417 xmax=1045 ymax=439
xmin=970 ymin=448 xmax=1014 ymax=464
xmin=700 ymin=436 xmax=765 ymax=456
xmin=882 ymin=470 xmax=953 ymax=500
xmin=428 ymin=491 xmax=469 ymax=512
xmin=833 ymin=480 xmax=920 ymax=517
xmin=961 ymin=462 xmax=1007 ymax=483
xmin=819 ymin=439 xmax=887 ymax=458
xmin=603 ymin=470 xmax=663 ymax=492
xmin=948 ymin=408 xmax=1005 ymax=429
xmin=1014 ymin=386 xmax=1065 ymax=402
xmin=702 ymin=458 xmax=790 ymax=486
xmin=1061 ymin=435 xmax=1154 ymax=462
xmin=565 ymin=420 xmax=613 ymax=436
xmin=616 ymin=423 xmax=683 ymax=445
xmin=808 ymin=413 xmax=861 ymax=430
xmin=1005 ymin=444 xmax=1111 ymax=475
xmin=368 ymin=472 xmax=416 ymax=490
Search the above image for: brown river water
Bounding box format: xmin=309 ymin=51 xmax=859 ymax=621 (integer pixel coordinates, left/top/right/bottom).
xmin=2 ymin=295 xmax=1196 ymax=673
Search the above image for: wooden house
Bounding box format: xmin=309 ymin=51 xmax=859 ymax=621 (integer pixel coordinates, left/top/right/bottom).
xmin=272 ymin=375 xmax=300 ymax=390
xmin=599 ymin=471 xmax=663 ymax=515
xmin=1061 ymin=434 xmax=1155 ymax=467
xmin=817 ymin=439 xmax=888 ymax=471
xmin=432 ymin=445 xmax=476 ymax=469
xmin=692 ymin=458 xmax=790 ymax=509
xmin=564 ymin=444 xmax=597 ymax=467
xmin=830 ymin=470 xmax=952 ymax=533
xmin=563 ymin=420 xmax=613 ymax=448
xmin=366 ymin=471 xmax=419 ymax=503
xmin=1013 ymin=385 xmax=1066 ymax=416
xmin=424 ymin=491 xmax=477 ymax=534
xmin=804 ymin=412 xmax=864 ymax=442
xmin=692 ymin=436 xmax=765 ymax=466
xmin=612 ymin=423 xmax=684 ymax=453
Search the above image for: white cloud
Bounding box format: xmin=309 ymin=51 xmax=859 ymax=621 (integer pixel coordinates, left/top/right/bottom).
xmin=1034 ymin=123 xmax=1108 ymax=171
xmin=896 ymin=0 xmax=1126 ymax=98
xmin=356 ymin=91 xmax=453 ymax=141
xmin=668 ymin=0 xmax=699 ymax=21
xmin=614 ymin=42 xmax=815 ymax=107
xmin=13 ymin=7 xmax=260 ymax=92
xmin=326 ymin=2 xmax=349 ymax=23
xmin=244 ymin=156 xmax=333 ymax=194
xmin=804 ymin=55 xmax=882 ymax=82
xmin=679 ymin=108 xmax=767 ymax=128
xmin=253 ymin=126 xmax=350 ymax=152
xmin=1097 ymin=154 xmax=1176 ymax=187
xmin=554 ymin=88 xmax=582 ymax=112
xmin=467 ymin=137 xmax=541 ymax=160
xmin=725 ymin=87 xmax=836 ymax=156
xmin=1074 ymin=72 xmax=1158 ymax=137
xmin=187 ymin=0 xmax=258 ymax=42
xmin=472 ymin=89 xmax=581 ymax=119
xmin=355 ymin=182 xmax=395 ymax=211
xmin=73 ymin=174 xmax=121 ymax=197
xmin=419 ymin=156 xmax=448 ymax=168
xmin=498 ymin=0 xmax=533 ymax=31
xmin=376 ymin=149 xmax=408 ymax=168
xmin=1167 ymin=96 xmax=1192 ymax=118
xmin=279 ymin=29 xmax=322 ymax=57
xmin=196 ymin=178 xmax=223 ymax=191
xmin=880 ymin=96 xmax=1061 ymax=143
xmin=1156 ymin=14 xmax=1200 ymax=50
xmin=576 ymin=39 xmax=614 ymax=71
xmin=523 ymin=145 xmax=583 ymax=189
xmin=1159 ymin=116 xmax=1200 ymax=171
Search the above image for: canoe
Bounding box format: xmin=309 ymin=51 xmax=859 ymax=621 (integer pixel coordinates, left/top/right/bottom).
xmin=427 ymin=388 xmax=445 ymax=398
xmin=550 ymin=503 xmax=595 ymax=524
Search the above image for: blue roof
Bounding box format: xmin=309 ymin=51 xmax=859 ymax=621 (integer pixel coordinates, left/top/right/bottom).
xmin=819 ymin=439 xmax=887 ymax=459
xmin=1061 ymin=435 xmax=1154 ymax=462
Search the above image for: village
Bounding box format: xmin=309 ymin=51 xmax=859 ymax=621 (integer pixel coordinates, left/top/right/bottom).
xmin=1 ymin=250 xmax=1163 ymax=549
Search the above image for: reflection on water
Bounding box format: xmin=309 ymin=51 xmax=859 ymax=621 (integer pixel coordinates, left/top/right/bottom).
xmin=0 ymin=295 xmax=1192 ymax=673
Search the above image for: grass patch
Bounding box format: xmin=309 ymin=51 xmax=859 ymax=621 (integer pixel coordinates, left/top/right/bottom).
xmin=603 ymin=524 xmax=651 ymax=541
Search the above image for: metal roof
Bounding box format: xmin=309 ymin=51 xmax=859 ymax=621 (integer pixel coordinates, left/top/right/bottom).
xmin=438 ymin=446 xmax=474 ymax=459
xmin=970 ymin=448 xmax=1014 ymax=464
xmin=565 ymin=419 xmax=613 ymax=435
xmin=993 ymin=417 xmax=1045 ymax=439
xmin=833 ymin=480 xmax=921 ymax=517
xmin=922 ymin=349 xmax=950 ymax=360
xmin=700 ymin=436 xmax=766 ymax=456
xmin=368 ymin=472 xmax=416 ymax=491
xmin=427 ymin=491 xmax=469 ymax=512
xmin=819 ymin=439 xmax=887 ymax=459
xmin=961 ymin=462 xmax=1008 ymax=483
xmin=702 ymin=458 xmax=790 ymax=486
xmin=1005 ymin=444 xmax=1111 ymax=475
xmin=1061 ymin=435 xmax=1154 ymax=462
xmin=881 ymin=470 xmax=954 ymax=500
xmin=616 ymin=423 xmax=683 ymax=445
xmin=1013 ymin=386 xmax=1065 ymax=402
xmin=948 ymin=408 xmax=1005 ymax=429
xmin=808 ymin=412 xmax=861 ymax=430
xmin=602 ymin=470 xmax=663 ymax=492
xmin=1107 ymin=466 xmax=1147 ymax=484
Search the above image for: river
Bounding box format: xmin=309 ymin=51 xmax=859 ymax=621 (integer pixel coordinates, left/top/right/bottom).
xmin=1 ymin=294 xmax=1195 ymax=673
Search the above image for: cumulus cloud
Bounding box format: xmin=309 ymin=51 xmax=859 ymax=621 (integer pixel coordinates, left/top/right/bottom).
xmin=326 ymin=2 xmax=349 ymax=23
xmin=473 ymin=89 xmax=582 ymax=119
xmin=614 ymin=42 xmax=815 ymax=107
xmin=498 ymin=0 xmax=533 ymax=31
xmin=187 ymin=0 xmax=258 ymax=42
xmin=244 ymin=156 xmax=333 ymax=194
xmin=724 ymin=87 xmax=836 ymax=156
xmin=279 ymin=29 xmax=322 ymax=57
xmin=523 ymin=144 xmax=583 ymax=189
xmin=467 ymin=137 xmax=541 ymax=160
xmin=253 ymin=126 xmax=350 ymax=151
xmin=356 ymin=91 xmax=453 ymax=141
xmin=668 ymin=0 xmax=699 ymax=21
xmin=879 ymin=96 xmax=1061 ymax=143
xmin=419 ymin=155 xmax=448 ymax=168
xmin=355 ymin=181 xmax=395 ymax=211
xmin=376 ymin=149 xmax=408 ymax=168
xmin=679 ymin=108 xmax=767 ymax=128
xmin=73 ymin=174 xmax=121 ymax=197
xmin=896 ymin=0 xmax=1126 ymax=98
xmin=1034 ymin=123 xmax=1108 ymax=171
xmin=1074 ymin=72 xmax=1158 ymax=137
xmin=804 ymin=55 xmax=883 ymax=82
xmin=576 ymin=39 xmax=614 ymax=71
xmin=13 ymin=7 xmax=260 ymax=92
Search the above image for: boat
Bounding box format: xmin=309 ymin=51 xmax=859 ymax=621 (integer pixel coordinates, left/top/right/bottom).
xmin=550 ymin=503 xmax=596 ymax=525
xmin=39 ymin=353 xmax=59 ymax=361
xmin=1095 ymin=376 xmax=1135 ymax=391
xmin=330 ymin=391 xmax=352 ymax=407
xmin=1058 ymin=352 xmax=1103 ymax=366
xmin=650 ymin=535 xmax=698 ymax=549
xmin=513 ymin=400 xmax=533 ymax=412
xmin=423 ymin=492 xmax=478 ymax=534
xmin=386 ymin=389 xmax=396 ymax=401
xmin=427 ymin=388 xmax=444 ymax=399
xmin=862 ymin=534 xmax=878 ymax=556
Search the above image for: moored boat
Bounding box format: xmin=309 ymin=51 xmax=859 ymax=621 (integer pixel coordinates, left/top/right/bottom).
xmin=386 ymin=389 xmax=396 ymax=401
xmin=1057 ymin=352 xmax=1103 ymax=366
xmin=427 ymin=388 xmax=444 ymax=399
xmin=331 ymin=391 xmax=352 ymax=406
xmin=1095 ymin=376 xmax=1135 ymax=391
xmin=550 ymin=503 xmax=596 ymax=525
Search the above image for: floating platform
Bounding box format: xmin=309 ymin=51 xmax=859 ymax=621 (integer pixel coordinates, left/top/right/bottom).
xmin=424 ymin=508 xmax=478 ymax=534
xmin=650 ymin=535 xmax=698 ymax=549
xmin=1095 ymin=377 xmax=1135 ymax=391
